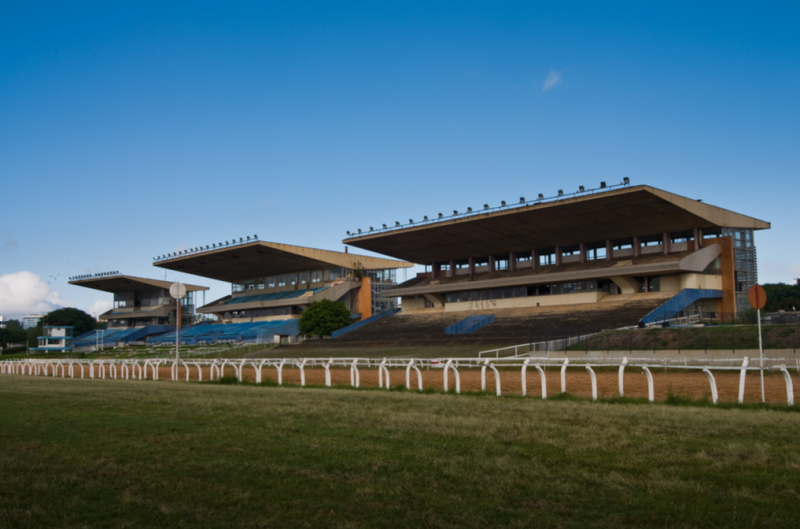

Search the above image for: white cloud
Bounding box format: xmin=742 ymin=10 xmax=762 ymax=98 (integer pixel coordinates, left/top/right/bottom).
xmin=0 ymin=271 xmax=70 ymax=319
xmin=541 ymin=69 xmax=564 ymax=92
xmin=87 ymin=299 xmax=113 ymax=318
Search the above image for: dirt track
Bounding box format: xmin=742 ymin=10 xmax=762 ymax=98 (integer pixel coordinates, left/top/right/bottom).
xmin=154 ymin=365 xmax=798 ymax=405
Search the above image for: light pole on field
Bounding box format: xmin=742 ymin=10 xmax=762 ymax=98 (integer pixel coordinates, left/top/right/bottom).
xmin=170 ymin=281 xmax=186 ymax=365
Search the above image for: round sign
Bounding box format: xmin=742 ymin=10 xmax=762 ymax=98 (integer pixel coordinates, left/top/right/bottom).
xmin=170 ymin=282 xmax=186 ymax=299
xmin=747 ymin=284 xmax=767 ymax=310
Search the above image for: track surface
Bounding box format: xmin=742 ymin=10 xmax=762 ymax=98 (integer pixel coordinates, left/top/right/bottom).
xmin=140 ymin=365 xmax=798 ymax=404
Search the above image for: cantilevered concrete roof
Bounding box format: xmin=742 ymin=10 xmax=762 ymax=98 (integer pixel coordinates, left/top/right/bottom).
xmin=343 ymin=185 xmax=770 ymax=264
xmin=153 ymin=241 xmax=412 ymax=283
xmin=69 ymin=275 xmax=209 ymax=293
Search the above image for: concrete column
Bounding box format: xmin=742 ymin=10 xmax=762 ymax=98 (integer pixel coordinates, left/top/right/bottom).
xmin=633 ymin=236 xmax=641 ymax=258
xmin=531 ymin=249 xmax=539 ymax=267
xmin=449 ymin=260 xmax=455 ymax=278
xmin=432 ymin=263 xmax=440 ymax=278
xmin=509 ymin=252 xmax=516 ymax=272
xmin=605 ymin=240 xmax=613 ymax=260
xmin=579 ymin=243 xmax=587 ymax=264
xmin=662 ymin=232 xmax=671 ymax=255
xmin=693 ymin=228 xmax=702 ymax=250
xmin=644 ymin=276 xmax=649 ymax=292
xmin=488 ymin=255 xmax=495 ymax=273
xmin=555 ymin=246 xmax=562 ymax=266
xmin=468 ymin=257 xmax=475 ymax=276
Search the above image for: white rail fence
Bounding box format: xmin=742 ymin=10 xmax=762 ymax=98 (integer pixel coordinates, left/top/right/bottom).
xmin=1 ymin=356 xmax=796 ymax=406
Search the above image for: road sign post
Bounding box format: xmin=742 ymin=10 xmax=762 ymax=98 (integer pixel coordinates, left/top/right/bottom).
xmin=748 ymin=285 xmax=767 ymax=403
xmin=170 ymin=282 xmax=187 ymax=366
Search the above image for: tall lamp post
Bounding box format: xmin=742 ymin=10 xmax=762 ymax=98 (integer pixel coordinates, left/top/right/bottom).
xmin=747 ymin=284 xmax=768 ymax=403
xmin=170 ymin=281 xmax=186 ymax=365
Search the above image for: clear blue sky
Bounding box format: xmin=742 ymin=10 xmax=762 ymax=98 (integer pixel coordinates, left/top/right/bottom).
xmin=1 ymin=1 xmax=798 ymax=318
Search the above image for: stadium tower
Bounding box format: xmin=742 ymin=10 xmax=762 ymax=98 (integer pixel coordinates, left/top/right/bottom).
xmin=339 ymin=183 xmax=768 ymax=342
xmin=69 ymin=272 xmax=209 ymax=346
xmin=152 ymin=239 xmax=412 ymax=344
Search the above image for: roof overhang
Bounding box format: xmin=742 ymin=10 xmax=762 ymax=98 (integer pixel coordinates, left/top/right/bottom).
xmin=153 ymin=241 xmax=412 ymax=283
xmin=69 ymin=275 xmax=208 ymax=294
xmin=343 ymin=185 xmax=770 ymax=264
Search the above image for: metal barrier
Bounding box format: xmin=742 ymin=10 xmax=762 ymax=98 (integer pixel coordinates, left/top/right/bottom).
xmin=1 ymin=356 xmax=797 ymax=406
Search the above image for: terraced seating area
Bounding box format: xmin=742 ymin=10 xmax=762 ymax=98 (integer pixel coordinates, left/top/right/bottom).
xmin=223 ymin=287 xmax=327 ymax=305
xmin=302 ymin=296 xmax=668 ymax=348
xmin=147 ymin=320 xmax=297 ymax=345
xmin=73 ymin=327 xmax=137 ymax=346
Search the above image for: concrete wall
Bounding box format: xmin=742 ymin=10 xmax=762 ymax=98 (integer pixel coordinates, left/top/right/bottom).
xmin=444 ymin=291 xmax=607 ymax=313
xmin=401 ymin=296 xmax=428 ymax=312
xmin=660 ymin=273 xmax=722 ymax=293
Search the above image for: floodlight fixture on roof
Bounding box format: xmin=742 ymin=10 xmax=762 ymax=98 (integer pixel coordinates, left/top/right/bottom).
xmin=254 ymin=234 xmax=258 ymax=239
xmin=538 ymin=193 xmax=544 ymax=200
xmin=409 ymin=219 xmax=413 ymax=224
xmin=467 ymin=207 xmax=472 ymax=213
xmin=484 ymin=204 xmax=489 ymax=210
xmin=579 ymin=186 xmax=585 ymax=192
xmin=438 ymin=213 xmax=443 ymax=218
xmin=395 ymin=221 xmax=400 ymax=227
xmin=520 ymin=197 xmax=525 ymax=203
xmin=501 ymin=200 xmax=506 ymax=207
xmin=370 ymin=227 xmax=374 ymax=232
xmin=623 ymin=177 xmax=630 ymax=185
xmin=558 ymin=190 xmax=564 ymax=196
xmin=358 ymin=229 xmax=362 ymax=234
xmin=423 ymin=216 xmax=428 ymax=221
xmin=453 ymin=210 xmax=458 ymax=215
xmin=382 ymin=224 xmax=387 ymax=229
xmin=600 ymin=181 xmax=607 ymax=188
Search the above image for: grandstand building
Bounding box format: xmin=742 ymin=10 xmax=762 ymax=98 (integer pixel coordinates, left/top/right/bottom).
xmin=68 ymin=273 xmax=209 ymax=346
xmin=150 ymin=240 xmax=412 ymax=342
xmin=343 ymin=184 xmax=769 ymax=322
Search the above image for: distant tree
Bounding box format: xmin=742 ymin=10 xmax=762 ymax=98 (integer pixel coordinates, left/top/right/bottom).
xmin=299 ymin=299 xmax=353 ymax=336
xmin=5 ymin=319 xmax=22 ymax=331
xmin=0 ymin=327 xmax=27 ymax=348
xmin=42 ymin=308 xmax=97 ymax=337
xmin=762 ymin=283 xmax=800 ymax=312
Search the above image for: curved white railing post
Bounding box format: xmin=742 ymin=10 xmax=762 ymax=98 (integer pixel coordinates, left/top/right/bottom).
xmin=256 ymin=361 xmax=266 ymax=383
xmin=642 ymin=365 xmax=654 ymax=402
xmin=237 ymin=360 xmax=245 ymax=382
xmin=702 ymin=368 xmax=719 ymax=404
xmin=521 ymin=359 xmax=530 ymax=396
xmin=299 ymin=359 xmax=307 ymax=387
xmin=585 ymin=365 xmax=597 ymax=401
xmin=779 ymin=366 xmax=794 ymax=406
xmin=535 ymin=365 xmax=547 ymax=399
xmin=350 ymin=360 xmax=360 ymax=388
xmin=152 ymin=361 xmax=161 ymax=380
xmin=618 ymin=357 xmax=628 ymax=397
xmin=110 ymin=363 xmax=117 ymax=379
xmin=277 ymin=360 xmax=285 ymax=385
xmin=481 ymin=360 xmax=488 ymax=392
xmin=89 ymin=363 xmax=95 ymax=379
xmin=324 ymin=359 xmax=332 ymax=387
xmin=194 ymin=362 xmax=203 ymax=382
xmin=738 ymin=357 xmax=749 ymax=404
xmin=405 ymin=360 xmax=422 ymax=390
xmin=122 ymin=363 xmax=129 ymax=380
xmin=69 ymin=363 xmax=75 ymax=378
xmin=379 ymin=359 xmax=390 ymax=389
xmin=560 ymin=358 xmax=569 ymax=394
xmin=489 ymin=363 xmax=500 ymax=396
xmin=443 ymin=360 xmax=460 ymax=394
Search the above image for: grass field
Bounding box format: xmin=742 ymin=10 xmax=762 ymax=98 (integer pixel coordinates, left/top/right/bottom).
xmin=1 ymin=377 xmax=799 ymax=527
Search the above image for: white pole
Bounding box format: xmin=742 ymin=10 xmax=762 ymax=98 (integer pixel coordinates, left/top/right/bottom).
xmin=758 ymin=308 xmax=765 ymax=403
xmin=176 ymin=281 xmax=180 ymax=365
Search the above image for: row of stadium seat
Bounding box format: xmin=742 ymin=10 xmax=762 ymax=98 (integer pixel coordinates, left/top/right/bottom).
xmin=224 ymin=287 xmax=327 ymax=305
xmin=147 ymin=320 xmax=294 ymax=345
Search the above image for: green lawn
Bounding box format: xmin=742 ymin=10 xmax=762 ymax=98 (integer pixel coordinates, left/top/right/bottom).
xmin=1 ymin=377 xmax=799 ymax=527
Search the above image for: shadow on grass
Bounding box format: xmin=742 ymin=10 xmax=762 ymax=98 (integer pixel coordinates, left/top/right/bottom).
xmin=204 ymin=376 xmax=799 ymax=412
